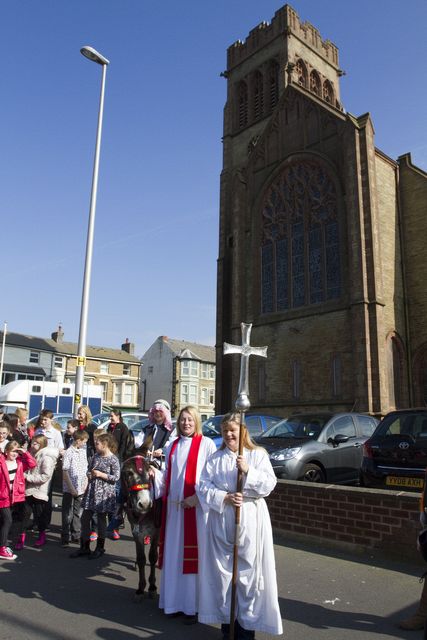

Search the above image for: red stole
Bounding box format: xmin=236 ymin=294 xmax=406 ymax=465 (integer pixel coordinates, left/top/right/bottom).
xmin=158 ymin=434 xmax=202 ymax=573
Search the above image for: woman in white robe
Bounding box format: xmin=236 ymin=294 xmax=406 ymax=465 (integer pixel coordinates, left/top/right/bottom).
xmin=198 ymin=412 xmax=283 ymax=639
xmin=153 ymin=405 xmax=217 ymax=622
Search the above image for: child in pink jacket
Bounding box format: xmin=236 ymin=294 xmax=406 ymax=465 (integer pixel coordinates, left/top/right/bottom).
xmin=0 ymin=440 xmax=36 ymax=560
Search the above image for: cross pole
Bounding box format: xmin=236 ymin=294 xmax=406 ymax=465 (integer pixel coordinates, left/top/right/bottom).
xmin=223 ymin=322 xmax=267 ymax=639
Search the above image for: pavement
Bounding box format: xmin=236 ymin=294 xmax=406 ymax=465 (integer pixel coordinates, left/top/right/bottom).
xmin=0 ymin=494 xmax=426 ymax=640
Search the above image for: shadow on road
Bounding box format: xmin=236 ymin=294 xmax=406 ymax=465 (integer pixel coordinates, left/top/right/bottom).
xmin=0 ymin=516 xmax=220 ymax=640
xmin=279 ymin=596 xmax=418 ymax=639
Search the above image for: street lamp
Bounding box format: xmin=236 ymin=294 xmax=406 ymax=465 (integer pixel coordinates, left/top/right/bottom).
xmin=0 ymin=322 xmax=7 ymax=387
xmin=74 ymin=46 xmax=110 ymax=418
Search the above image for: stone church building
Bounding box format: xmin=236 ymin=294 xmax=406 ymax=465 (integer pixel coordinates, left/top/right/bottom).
xmin=216 ymin=4 xmax=427 ymax=418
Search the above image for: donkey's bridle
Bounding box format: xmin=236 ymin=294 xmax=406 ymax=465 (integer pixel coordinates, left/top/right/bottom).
xmin=129 ymin=483 xmax=150 ymax=492
xmin=123 ymin=455 xmax=152 ymax=494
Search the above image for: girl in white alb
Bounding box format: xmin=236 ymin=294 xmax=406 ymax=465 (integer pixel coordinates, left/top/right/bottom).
xmin=198 ymin=412 xmax=283 ymax=639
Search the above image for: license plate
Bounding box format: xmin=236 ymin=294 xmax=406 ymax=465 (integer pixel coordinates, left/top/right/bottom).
xmin=386 ymin=476 xmax=424 ymax=489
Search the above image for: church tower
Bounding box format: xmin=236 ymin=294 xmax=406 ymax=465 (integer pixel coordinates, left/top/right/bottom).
xmin=216 ymin=4 xmax=426 ymax=416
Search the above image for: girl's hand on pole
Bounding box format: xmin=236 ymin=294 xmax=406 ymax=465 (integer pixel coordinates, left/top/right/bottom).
xmin=225 ymin=492 xmax=243 ymax=507
xmin=236 ymin=455 xmax=249 ymax=474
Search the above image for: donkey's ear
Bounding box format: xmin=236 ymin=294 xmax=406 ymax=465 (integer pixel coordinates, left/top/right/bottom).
xmin=139 ymin=434 xmax=153 ymax=457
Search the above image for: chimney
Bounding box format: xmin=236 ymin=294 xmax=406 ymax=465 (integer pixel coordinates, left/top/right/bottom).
xmin=51 ymin=324 xmax=64 ymax=343
xmin=121 ymin=338 xmax=134 ymax=355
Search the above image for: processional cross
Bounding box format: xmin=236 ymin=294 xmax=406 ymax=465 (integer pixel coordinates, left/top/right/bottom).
xmin=223 ymin=322 xmax=268 ymax=412
xmin=223 ymin=322 xmax=268 ymax=640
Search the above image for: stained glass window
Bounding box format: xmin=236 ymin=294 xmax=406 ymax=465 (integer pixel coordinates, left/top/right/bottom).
xmin=292 ymin=223 xmax=305 ymax=307
xmin=261 ymin=159 xmax=341 ymax=313
xmin=276 ymin=238 xmax=288 ymax=311
xmin=309 ymin=225 xmax=322 ymax=304
xmin=261 ymin=244 xmax=274 ymax=314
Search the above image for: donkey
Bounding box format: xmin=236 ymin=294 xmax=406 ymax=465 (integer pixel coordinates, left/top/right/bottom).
xmin=120 ymin=448 xmax=161 ymax=600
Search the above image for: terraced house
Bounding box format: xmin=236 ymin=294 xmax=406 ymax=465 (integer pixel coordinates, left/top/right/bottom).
xmin=0 ymin=326 xmax=141 ymax=409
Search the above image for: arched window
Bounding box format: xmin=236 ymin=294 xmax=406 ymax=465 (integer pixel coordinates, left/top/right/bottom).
xmin=253 ymin=71 xmax=264 ymax=121
xmin=413 ymin=344 xmax=427 ymax=407
xmin=261 ymin=159 xmax=341 ymax=314
xmin=386 ymin=333 xmax=405 ymax=409
xmin=268 ymin=60 xmax=279 ymax=111
xmin=292 ymin=359 xmax=301 ymax=399
xmin=323 ymin=80 xmax=334 ymax=104
xmin=258 ymin=360 xmax=266 ymax=402
xmin=309 ymin=70 xmax=321 ymax=96
xmin=237 ymin=81 xmax=248 ymax=129
xmin=295 ymin=59 xmax=308 ymax=88
xmin=331 ymin=353 xmax=342 ymax=398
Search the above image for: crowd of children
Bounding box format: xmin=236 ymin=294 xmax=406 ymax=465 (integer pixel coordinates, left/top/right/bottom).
xmin=0 ymin=405 xmax=122 ymax=561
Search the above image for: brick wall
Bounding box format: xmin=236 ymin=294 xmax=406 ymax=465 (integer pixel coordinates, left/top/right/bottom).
xmin=266 ymin=480 xmax=422 ymax=562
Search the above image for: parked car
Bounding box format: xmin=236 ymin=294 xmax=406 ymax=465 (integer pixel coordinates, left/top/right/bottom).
xmin=202 ymin=418 xmax=222 ymax=448
xmin=202 ymin=414 xmax=283 ymax=449
xmin=255 ymin=412 xmax=379 ymax=483
xmin=91 ymin=412 xmax=111 ymax=426
xmin=129 ymin=417 xmax=150 ymax=435
xmin=129 ymin=417 xmax=177 ymax=436
xmin=360 ymin=408 xmax=427 ymax=491
xmin=97 ymin=412 xmax=149 ymax=431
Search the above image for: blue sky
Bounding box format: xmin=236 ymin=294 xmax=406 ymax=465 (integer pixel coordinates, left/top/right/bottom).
xmin=1 ymin=0 xmax=426 ymax=358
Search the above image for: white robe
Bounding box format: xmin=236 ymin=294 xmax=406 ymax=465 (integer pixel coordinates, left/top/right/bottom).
xmin=198 ymin=446 xmax=283 ymax=635
xmin=154 ymin=435 xmax=217 ymax=615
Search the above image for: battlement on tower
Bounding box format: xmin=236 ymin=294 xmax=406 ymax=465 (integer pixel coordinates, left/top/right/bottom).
xmin=227 ymin=4 xmax=339 ymax=70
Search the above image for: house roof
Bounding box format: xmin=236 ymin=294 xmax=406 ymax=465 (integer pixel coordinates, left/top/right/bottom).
xmin=0 ymin=331 xmax=141 ymax=364
xmin=161 ymin=337 xmax=215 ymax=363
xmin=3 ymin=364 xmax=46 ymax=376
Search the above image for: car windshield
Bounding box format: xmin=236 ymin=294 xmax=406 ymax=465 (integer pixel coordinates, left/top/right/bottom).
xmin=259 ymin=420 xmax=296 ymax=438
xmin=202 ymin=416 xmax=222 ymax=437
xmin=377 ymin=411 xmax=427 ymax=439
xmin=260 ymin=414 xmax=331 ymax=439
xmin=203 ymin=424 xmax=220 ymax=438
xmin=92 ymin=412 xmax=110 ymax=426
xmin=54 ymin=415 xmax=73 ymax=429
xmin=130 ymin=418 xmax=150 ymax=433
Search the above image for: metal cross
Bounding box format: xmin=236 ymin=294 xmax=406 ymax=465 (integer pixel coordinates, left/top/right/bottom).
xmin=223 ymin=322 xmax=268 ymax=411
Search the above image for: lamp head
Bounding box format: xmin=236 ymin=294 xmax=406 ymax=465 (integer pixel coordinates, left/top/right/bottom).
xmin=80 ymin=46 xmax=110 ymax=66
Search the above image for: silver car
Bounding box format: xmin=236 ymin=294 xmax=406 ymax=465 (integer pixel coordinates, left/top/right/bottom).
xmin=255 ymin=412 xmax=379 ymax=484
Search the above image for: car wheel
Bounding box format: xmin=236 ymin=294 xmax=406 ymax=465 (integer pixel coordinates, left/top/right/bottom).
xmin=300 ymin=463 xmax=325 ymax=483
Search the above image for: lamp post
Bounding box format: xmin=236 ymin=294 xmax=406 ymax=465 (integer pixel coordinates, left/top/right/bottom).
xmin=74 ymin=46 xmax=110 ymax=418
xmin=0 ymin=322 xmax=7 ymax=387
